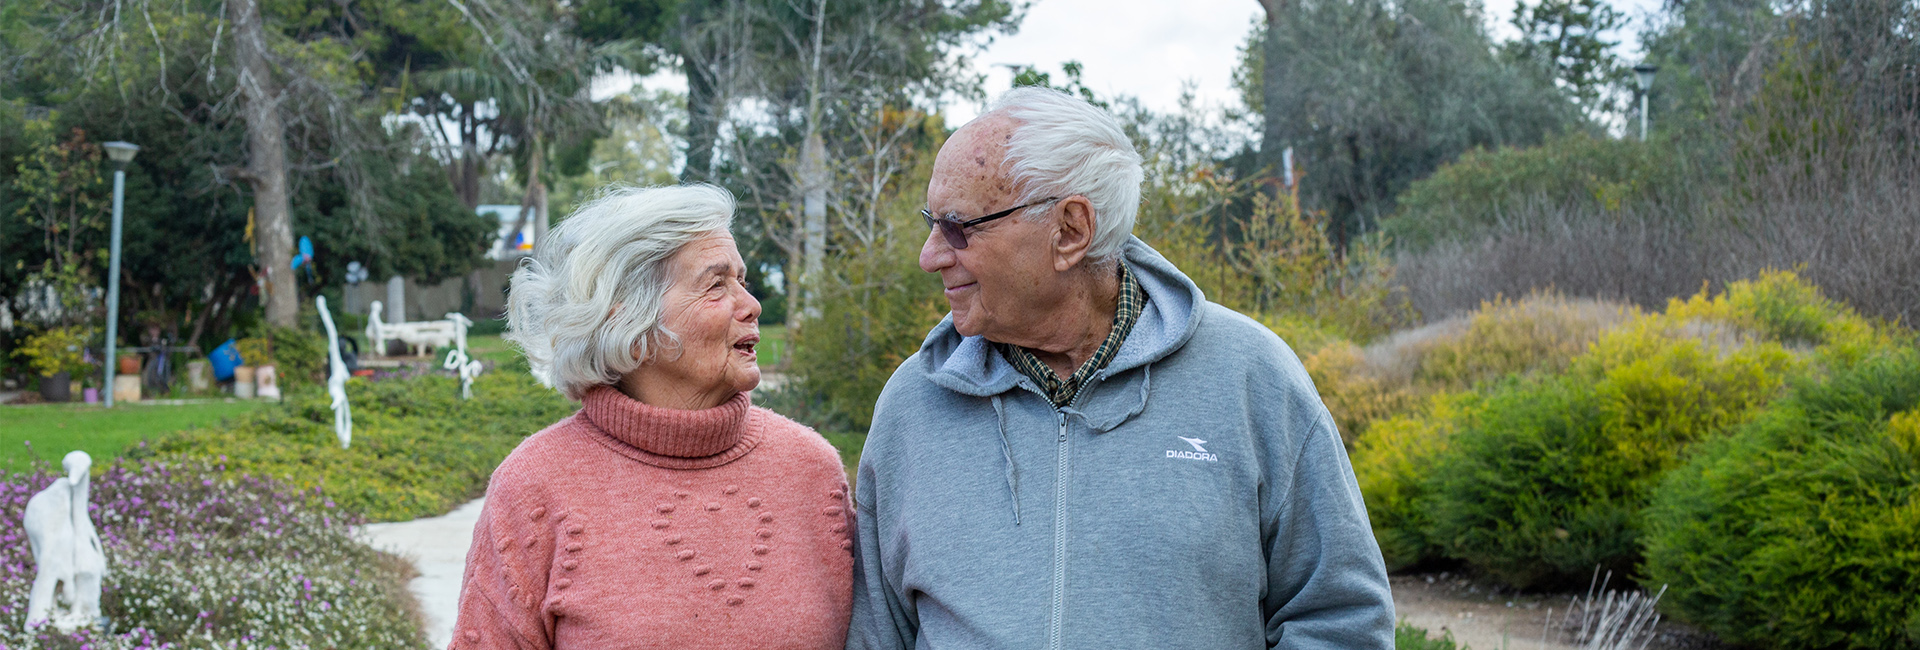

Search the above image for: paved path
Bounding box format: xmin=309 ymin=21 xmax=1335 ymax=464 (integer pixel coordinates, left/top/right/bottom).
xmin=360 ymin=498 xmax=486 ymax=649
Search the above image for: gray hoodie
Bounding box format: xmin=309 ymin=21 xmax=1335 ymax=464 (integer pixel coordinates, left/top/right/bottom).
xmin=849 ymin=237 xmax=1395 ymax=650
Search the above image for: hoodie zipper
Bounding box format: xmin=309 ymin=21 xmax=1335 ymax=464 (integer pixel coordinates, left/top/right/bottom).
xmin=1048 ymin=409 xmax=1069 ymax=650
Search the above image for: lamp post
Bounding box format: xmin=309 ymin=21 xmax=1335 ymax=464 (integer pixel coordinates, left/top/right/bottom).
xmin=101 ymin=141 xmax=139 ymax=408
xmin=1634 ymin=63 xmax=1659 ymax=141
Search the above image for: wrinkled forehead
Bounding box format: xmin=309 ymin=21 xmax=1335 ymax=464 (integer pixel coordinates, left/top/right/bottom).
xmin=928 ymin=115 xmax=1021 ymax=214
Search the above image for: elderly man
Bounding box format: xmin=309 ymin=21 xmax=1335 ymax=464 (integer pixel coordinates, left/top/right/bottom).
xmin=848 ymin=87 xmax=1394 ymax=649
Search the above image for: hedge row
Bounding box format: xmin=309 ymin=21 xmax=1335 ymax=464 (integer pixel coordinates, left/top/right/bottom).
xmin=133 ymin=369 xmax=576 ymax=522
xmin=1337 ymin=271 xmax=1918 ymax=647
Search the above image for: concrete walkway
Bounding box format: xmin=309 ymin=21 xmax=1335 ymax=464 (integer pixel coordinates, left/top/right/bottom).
xmin=360 ymin=498 xmax=486 ymax=649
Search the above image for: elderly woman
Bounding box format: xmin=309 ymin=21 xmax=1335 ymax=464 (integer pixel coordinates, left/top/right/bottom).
xmin=450 ymin=185 xmax=852 ymax=649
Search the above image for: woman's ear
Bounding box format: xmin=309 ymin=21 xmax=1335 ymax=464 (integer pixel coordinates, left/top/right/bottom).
xmin=1053 ymin=197 xmax=1096 ymax=272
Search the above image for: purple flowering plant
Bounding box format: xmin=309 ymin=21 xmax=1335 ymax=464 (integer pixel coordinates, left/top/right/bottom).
xmin=0 ymin=453 xmax=427 ymax=649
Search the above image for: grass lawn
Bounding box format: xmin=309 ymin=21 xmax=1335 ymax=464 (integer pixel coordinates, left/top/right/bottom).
xmin=0 ymin=400 xmax=264 ymax=474
xmin=466 ymin=333 xmax=524 ymax=368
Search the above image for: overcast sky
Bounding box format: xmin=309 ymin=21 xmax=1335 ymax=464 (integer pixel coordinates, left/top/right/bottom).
xmin=617 ymin=0 xmax=1669 ymax=123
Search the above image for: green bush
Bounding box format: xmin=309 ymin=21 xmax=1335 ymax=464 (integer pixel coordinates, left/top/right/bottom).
xmin=1394 ymin=621 xmax=1460 ymax=650
xmin=773 ymin=152 xmax=946 ymax=433
xmin=1309 ymin=293 xmax=1635 ymax=441
xmin=1352 ymin=391 xmax=1483 ymax=570
xmin=1419 ymin=287 xmax=1811 ymax=588
xmin=1383 ymin=131 xmax=1688 ymax=250
xmin=1641 ymin=349 xmax=1920 ymax=649
xmin=134 ymin=370 xmax=576 ymax=522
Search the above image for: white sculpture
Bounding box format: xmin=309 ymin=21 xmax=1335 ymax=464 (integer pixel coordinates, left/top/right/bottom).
xmin=366 ymin=301 xmax=469 ymax=357
xmin=317 ymin=296 xmax=353 ymax=449
xmin=443 ymin=348 xmax=483 ymax=399
xmin=23 ymin=451 xmax=106 ymax=631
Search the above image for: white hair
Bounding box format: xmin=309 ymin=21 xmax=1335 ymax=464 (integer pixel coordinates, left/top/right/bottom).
xmin=504 ymin=184 xmax=735 ymax=400
xmin=990 ymin=86 xmax=1145 ymax=265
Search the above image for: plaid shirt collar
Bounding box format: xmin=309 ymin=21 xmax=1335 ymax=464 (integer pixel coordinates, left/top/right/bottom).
xmin=998 ymin=261 xmax=1146 ymax=408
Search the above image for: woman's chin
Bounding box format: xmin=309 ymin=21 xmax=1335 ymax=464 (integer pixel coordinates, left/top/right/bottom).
xmin=733 ymin=364 xmax=763 ymax=394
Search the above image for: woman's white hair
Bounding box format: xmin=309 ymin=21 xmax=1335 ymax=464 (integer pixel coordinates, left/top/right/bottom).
xmin=504 ymin=184 xmax=735 ymax=400
xmin=991 ymin=86 xmax=1144 ymax=265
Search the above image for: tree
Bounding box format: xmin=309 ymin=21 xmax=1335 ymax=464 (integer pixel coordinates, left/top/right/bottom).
xmin=228 ymin=0 xmax=300 ymax=327
xmin=677 ymin=0 xmax=1017 ymax=330
xmin=1235 ymin=0 xmax=1577 ymax=252
xmin=1505 ymin=0 xmax=1627 ymax=119
xmin=1 ymin=0 xmax=502 ymax=348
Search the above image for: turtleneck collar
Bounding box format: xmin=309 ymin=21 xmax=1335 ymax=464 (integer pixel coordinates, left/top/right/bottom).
xmin=579 ymin=386 xmax=762 ymax=469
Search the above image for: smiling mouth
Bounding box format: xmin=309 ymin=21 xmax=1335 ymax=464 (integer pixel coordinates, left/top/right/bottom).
xmin=733 ymin=335 xmax=759 ymax=356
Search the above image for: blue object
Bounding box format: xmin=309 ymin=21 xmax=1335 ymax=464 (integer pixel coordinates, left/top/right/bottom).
xmin=209 ymin=339 xmax=243 ymax=382
xmin=291 ymin=236 xmax=314 ymax=270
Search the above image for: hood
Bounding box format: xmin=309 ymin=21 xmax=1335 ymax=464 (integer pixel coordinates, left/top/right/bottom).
xmin=915 ymin=236 xmax=1205 ymax=404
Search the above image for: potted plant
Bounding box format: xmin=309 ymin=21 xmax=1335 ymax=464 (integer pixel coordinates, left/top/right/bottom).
xmin=18 ymin=326 xmax=90 ymax=403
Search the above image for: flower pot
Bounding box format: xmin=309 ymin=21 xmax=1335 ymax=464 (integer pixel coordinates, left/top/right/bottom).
xmin=255 ymin=364 xmax=281 ymax=400
xmin=38 ymin=371 xmax=71 ymax=403
xmin=233 ymin=366 xmax=256 ymax=399
xmin=117 ymin=355 xmax=141 ymax=375
xmin=83 ymin=387 xmax=99 ymax=404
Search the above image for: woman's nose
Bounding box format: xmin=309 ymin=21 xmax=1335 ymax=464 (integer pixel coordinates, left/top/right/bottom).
xmin=739 ymin=284 xmax=762 ymax=322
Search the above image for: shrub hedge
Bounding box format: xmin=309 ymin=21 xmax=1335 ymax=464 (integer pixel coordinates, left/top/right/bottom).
xmin=1383 ymin=131 xmax=1690 ymax=251
xmin=1307 ymin=293 xmax=1634 ymax=441
xmin=1641 ymin=350 xmax=1920 ymax=649
xmin=133 ymin=370 xmax=576 ymax=522
xmin=1352 ymin=271 xmax=1894 ymax=589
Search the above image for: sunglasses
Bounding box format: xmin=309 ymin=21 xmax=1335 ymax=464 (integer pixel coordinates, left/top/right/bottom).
xmin=920 ymin=197 xmax=1061 ymax=249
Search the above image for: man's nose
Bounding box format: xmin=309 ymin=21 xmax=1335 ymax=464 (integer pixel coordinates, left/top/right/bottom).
xmin=919 ymin=227 xmax=952 ymax=274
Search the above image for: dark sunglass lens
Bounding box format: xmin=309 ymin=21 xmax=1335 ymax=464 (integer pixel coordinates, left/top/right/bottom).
xmin=939 ymin=220 xmax=970 ymax=249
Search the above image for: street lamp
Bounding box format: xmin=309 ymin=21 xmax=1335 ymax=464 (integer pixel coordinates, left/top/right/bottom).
xmin=101 ymin=141 xmax=139 ymax=408
xmin=1633 ymin=63 xmax=1659 ymax=141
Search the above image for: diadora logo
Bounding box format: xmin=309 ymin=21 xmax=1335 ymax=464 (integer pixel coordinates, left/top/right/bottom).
xmin=1166 ymin=436 xmax=1218 ymax=462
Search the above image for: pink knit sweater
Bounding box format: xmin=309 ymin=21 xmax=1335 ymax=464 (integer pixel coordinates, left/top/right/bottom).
xmin=450 ymin=387 xmax=854 ymax=649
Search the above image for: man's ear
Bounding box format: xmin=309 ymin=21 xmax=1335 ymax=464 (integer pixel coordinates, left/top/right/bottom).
xmin=1053 ymin=196 xmax=1096 ymax=272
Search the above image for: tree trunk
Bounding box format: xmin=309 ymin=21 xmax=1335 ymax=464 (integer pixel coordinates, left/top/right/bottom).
xmin=1259 ymin=0 xmax=1290 ymax=186
xmin=230 ymin=0 xmax=298 ymax=328
xmin=799 ymin=131 xmax=827 ymax=321
xmin=683 ymin=48 xmax=719 ymax=183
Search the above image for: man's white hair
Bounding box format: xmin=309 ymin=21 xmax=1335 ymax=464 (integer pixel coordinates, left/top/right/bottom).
xmin=504 ymin=184 xmax=735 ymax=400
xmin=991 ymin=86 xmax=1144 ymax=265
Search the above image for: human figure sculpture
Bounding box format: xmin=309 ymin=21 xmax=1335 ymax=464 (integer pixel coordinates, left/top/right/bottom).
xmin=23 ymin=451 xmax=106 ymax=631
xmin=318 ymin=296 xmax=353 ymax=449
xmin=443 ymin=347 xmax=483 ymax=399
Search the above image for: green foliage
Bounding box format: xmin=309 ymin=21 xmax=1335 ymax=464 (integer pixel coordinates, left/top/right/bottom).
xmin=1369 ymin=273 xmax=1891 ymax=588
xmin=1009 ymin=61 xmax=1108 ymax=109
xmin=136 ymin=371 xmax=576 ymax=522
xmin=1235 ymin=0 xmax=1577 ymax=240
xmin=1308 ymin=293 xmax=1635 ymax=441
xmin=1423 ymin=311 xmax=1802 ymax=588
xmin=1642 ymin=350 xmax=1920 ymax=649
xmin=1394 ymin=621 xmax=1462 ymax=650
xmin=1384 ymin=132 xmax=1687 ymax=250
xmin=1353 ymin=391 xmax=1483 ymax=569
xmin=773 ymin=152 xmax=945 ymax=432
xmin=1136 ymin=168 xmax=1411 ymax=346
xmin=10 ymin=123 xmax=105 ymax=276
xmin=1503 ymin=0 xmax=1626 ymax=117
xmin=15 ymin=324 xmax=92 ymax=378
